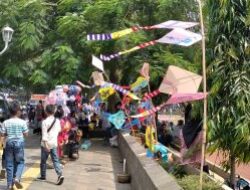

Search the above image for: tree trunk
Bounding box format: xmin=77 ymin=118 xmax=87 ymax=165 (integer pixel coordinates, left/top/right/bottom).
xmin=229 ymin=154 xmax=236 ymax=189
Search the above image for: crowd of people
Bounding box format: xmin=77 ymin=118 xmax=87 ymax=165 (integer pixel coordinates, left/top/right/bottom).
xmin=0 ymin=83 xmax=123 ymax=190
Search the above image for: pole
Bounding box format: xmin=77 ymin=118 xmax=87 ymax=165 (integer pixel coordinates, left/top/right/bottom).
xmin=147 ymin=84 xmax=158 ymax=143
xmin=198 ymin=0 xmax=207 ymax=190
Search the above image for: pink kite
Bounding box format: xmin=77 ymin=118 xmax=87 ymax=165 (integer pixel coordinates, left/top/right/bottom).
xmin=166 ymin=93 xmax=208 ymax=105
xmin=131 ymin=93 xmax=207 ymax=118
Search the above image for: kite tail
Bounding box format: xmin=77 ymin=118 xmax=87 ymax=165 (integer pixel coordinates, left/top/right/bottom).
xmin=87 ymin=26 xmax=156 ymax=41
xmin=87 ymin=33 xmax=112 ymax=41
xmin=100 ymin=40 xmax=157 ymax=62
xmin=143 ymin=89 xmax=161 ymax=101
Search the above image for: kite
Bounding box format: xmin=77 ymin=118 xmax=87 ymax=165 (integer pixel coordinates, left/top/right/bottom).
xmin=130 ymin=76 xmax=149 ymax=92
xmin=108 ymin=111 xmax=126 ymax=129
xmin=92 ymin=71 xmax=105 ymax=86
xmin=98 ymin=86 xmax=116 ymax=100
xmin=159 ymin=65 xmax=203 ymax=94
xmin=140 ymin=62 xmax=150 ymax=80
xmin=131 ymin=93 xmax=207 ymax=118
xmin=92 ymin=55 xmax=104 ymax=71
xmin=100 ymin=28 xmax=202 ymax=62
xmin=145 ymin=125 xmax=155 ymax=152
xmin=156 ymin=28 xmax=202 ymax=47
xmin=101 ymin=82 xmax=140 ymax=100
xmin=123 ymin=118 xmax=141 ymax=129
xmin=139 ymin=100 xmax=151 ymax=110
xmin=87 ymin=20 xmax=198 ymax=41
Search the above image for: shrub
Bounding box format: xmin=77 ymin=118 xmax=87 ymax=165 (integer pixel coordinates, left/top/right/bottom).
xmin=177 ymin=175 xmax=223 ymax=190
xmin=160 ymin=162 xmax=187 ymax=178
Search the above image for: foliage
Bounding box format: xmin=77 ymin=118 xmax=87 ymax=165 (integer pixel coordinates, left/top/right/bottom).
xmin=206 ymin=0 xmax=250 ymax=186
xmin=177 ymin=175 xmax=223 ymax=190
xmin=0 ymin=0 xmax=201 ymax=96
xmin=160 ymin=162 xmax=187 ymax=178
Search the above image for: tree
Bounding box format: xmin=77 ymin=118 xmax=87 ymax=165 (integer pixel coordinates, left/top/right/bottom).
xmin=0 ymin=0 xmax=200 ymax=97
xmin=206 ymin=0 xmax=250 ymax=187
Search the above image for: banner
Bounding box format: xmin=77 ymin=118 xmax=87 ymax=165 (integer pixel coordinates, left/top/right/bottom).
xmin=159 ymin=65 xmax=202 ymax=94
xmin=92 ymin=55 xmax=104 ymax=71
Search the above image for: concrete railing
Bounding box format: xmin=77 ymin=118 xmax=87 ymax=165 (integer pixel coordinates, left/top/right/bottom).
xmin=118 ymin=132 xmax=182 ymax=190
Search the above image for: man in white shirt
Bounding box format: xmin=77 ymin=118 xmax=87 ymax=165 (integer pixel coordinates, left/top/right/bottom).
xmin=37 ymin=104 xmax=64 ymax=185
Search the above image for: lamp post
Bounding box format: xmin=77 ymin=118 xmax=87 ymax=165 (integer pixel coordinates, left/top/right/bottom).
xmin=0 ymin=26 xmax=14 ymax=55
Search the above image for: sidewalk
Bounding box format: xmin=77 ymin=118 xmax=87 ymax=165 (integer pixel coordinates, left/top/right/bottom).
xmin=0 ymin=133 xmax=131 ymax=190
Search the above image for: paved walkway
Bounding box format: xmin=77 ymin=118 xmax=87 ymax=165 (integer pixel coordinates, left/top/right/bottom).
xmin=0 ymin=133 xmax=131 ymax=190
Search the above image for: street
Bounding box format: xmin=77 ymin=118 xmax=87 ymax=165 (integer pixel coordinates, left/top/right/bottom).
xmin=0 ymin=132 xmax=131 ymax=190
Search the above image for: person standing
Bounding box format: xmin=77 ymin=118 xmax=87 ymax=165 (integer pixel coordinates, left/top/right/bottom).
xmin=34 ymin=100 xmax=45 ymax=135
xmin=37 ymin=104 xmax=64 ymax=185
xmin=0 ymin=101 xmax=28 ymax=190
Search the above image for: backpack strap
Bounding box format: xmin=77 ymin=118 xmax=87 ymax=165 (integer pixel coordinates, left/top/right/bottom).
xmin=47 ymin=118 xmax=56 ymax=133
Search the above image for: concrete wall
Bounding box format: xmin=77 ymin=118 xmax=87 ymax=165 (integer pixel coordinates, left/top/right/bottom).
xmin=118 ymin=132 xmax=182 ymax=190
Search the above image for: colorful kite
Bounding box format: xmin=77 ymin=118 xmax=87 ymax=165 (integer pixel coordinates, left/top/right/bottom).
xmin=145 ymin=125 xmax=155 ymax=152
xmin=131 ymin=93 xmax=207 ymax=118
xmin=87 ymin=20 xmax=198 ymax=41
xmin=130 ymin=76 xmax=149 ymax=92
xmin=98 ymin=86 xmax=116 ymax=100
xmin=123 ymin=118 xmax=141 ymax=129
xmin=108 ymin=111 xmax=126 ymax=129
xmin=100 ymin=28 xmax=202 ymax=61
xmin=101 ymin=82 xmax=140 ymax=100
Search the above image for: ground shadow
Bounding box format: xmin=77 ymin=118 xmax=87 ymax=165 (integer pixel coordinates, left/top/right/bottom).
xmin=82 ymin=138 xmax=131 ymax=190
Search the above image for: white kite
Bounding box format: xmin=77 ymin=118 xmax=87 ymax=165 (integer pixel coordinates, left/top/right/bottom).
xmin=159 ymin=65 xmax=203 ymax=94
